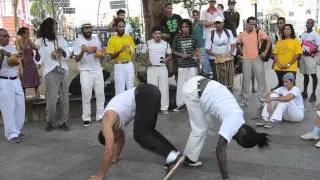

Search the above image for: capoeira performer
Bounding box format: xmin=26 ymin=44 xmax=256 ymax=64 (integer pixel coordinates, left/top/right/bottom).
xmin=257 ymin=72 xmax=304 ymax=128
xmin=0 ymin=28 xmax=25 ymax=143
xmin=89 ymin=84 xmax=184 ymax=180
xmin=182 ymin=75 xmax=269 ymax=180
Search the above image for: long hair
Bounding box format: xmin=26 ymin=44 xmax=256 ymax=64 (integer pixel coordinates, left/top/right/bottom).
xmin=180 ymin=19 xmax=193 ymax=34
xmin=38 ymin=17 xmax=56 ymax=45
xmin=241 ymin=124 xmax=269 ymax=148
xmin=281 ymin=24 xmax=296 ymax=40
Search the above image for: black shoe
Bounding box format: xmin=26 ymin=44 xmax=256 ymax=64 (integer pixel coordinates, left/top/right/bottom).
xmin=58 ymin=123 xmax=70 ymax=131
xmin=309 ymin=94 xmax=316 ymax=103
xmin=163 ymin=154 xmax=185 ymax=180
xmin=301 ymin=92 xmax=308 ymax=99
xmin=82 ymin=121 xmax=91 ymax=127
xmin=46 ymin=124 xmax=55 ymax=132
xmin=18 ymin=132 xmax=25 ymax=139
xmin=173 ymin=105 xmax=186 ymax=112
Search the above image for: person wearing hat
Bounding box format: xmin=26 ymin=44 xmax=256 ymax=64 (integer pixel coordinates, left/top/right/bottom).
xmin=181 ymin=75 xmax=269 ymax=180
xmin=258 ymin=72 xmax=304 ymax=128
xmin=206 ymin=16 xmax=235 ymax=91
xmin=200 ymin=0 xmax=224 ymax=74
xmin=0 ymin=28 xmax=25 ymax=143
xmin=88 ymin=84 xmax=185 ymax=180
xmin=74 ymin=20 xmax=105 ymax=127
xmin=141 ymin=26 xmax=172 ymax=115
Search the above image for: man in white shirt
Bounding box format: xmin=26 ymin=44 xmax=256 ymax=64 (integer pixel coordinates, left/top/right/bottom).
xmin=74 ymin=21 xmax=105 ymax=127
xmin=141 ymin=26 xmax=172 ymax=115
xmin=36 ymin=18 xmax=70 ymax=131
xmin=200 ymin=0 xmax=224 ymax=73
xmin=182 ymin=75 xmax=269 ymax=180
xmin=89 ymin=84 xmax=185 ymax=180
xmin=206 ymin=16 xmax=236 ymax=91
xmin=258 ymin=73 xmax=304 ymax=128
xmin=299 ymin=19 xmax=320 ymax=103
xmin=0 ymin=28 xmax=25 ymax=143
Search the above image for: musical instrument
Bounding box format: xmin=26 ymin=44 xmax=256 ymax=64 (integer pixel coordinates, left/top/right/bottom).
xmin=7 ymin=54 xmax=20 ymax=66
xmin=212 ymin=55 xmax=234 ymax=88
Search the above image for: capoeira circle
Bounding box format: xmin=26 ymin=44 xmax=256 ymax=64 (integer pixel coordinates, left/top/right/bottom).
xmin=89 ymin=84 xmax=184 ymax=180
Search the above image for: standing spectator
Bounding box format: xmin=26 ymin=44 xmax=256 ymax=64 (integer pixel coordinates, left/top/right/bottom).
xmin=0 ymin=28 xmax=25 ymax=143
xmin=271 ymin=17 xmax=286 ymax=90
xmin=161 ymin=3 xmax=182 ymax=77
xmin=273 ymin=24 xmax=302 ymax=87
xmin=106 ymin=18 xmax=135 ymax=95
xmin=16 ymin=27 xmax=41 ymax=98
xmin=200 ymin=0 xmax=224 ymax=74
xmin=300 ymin=103 xmax=320 ymax=148
xmin=258 ymin=73 xmax=304 ymax=128
xmin=192 ymin=10 xmax=205 ymax=71
xmin=223 ymin=0 xmax=240 ymax=38
xmin=299 ymin=19 xmax=320 ymax=103
xmin=36 ymin=18 xmax=70 ymax=131
xmin=141 ymin=26 xmax=172 ymax=115
xmin=107 ymin=9 xmax=134 ymax=37
xmin=172 ymin=19 xmax=200 ymax=112
xmin=206 ymin=16 xmax=236 ymax=91
xmin=217 ymin=4 xmax=224 ymax=11
xmin=74 ymin=21 xmax=105 ymax=127
xmin=236 ymin=16 xmax=271 ymax=108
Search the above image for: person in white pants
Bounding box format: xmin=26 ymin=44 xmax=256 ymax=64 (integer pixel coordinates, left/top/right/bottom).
xmin=106 ymin=18 xmax=135 ymax=95
xmin=182 ymin=75 xmax=269 ymax=180
xmin=300 ymin=105 xmax=320 ymax=148
xmin=172 ymin=19 xmax=200 ymax=112
xmin=74 ymin=21 xmax=105 ymax=127
xmin=0 ymin=28 xmax=25 ymax=143
xmin=258 ymin=72 xmax=304 ymax=128
xmin=141 ymin=26 xmax=172 ymax=115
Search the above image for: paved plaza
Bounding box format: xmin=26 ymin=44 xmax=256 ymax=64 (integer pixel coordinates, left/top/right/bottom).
xmin=1 ymin=62 xmax=320 ymax=180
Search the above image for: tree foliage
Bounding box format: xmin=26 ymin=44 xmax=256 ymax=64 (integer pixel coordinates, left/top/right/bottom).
xmin=30 ymin=0 xmax=53 ymax=29
xmin=169 ymin=0 xmax=209 ymax=18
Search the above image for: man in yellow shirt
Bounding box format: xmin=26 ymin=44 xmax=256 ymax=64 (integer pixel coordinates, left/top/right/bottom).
xmin=107 ymin=18 xmax=135 ymax=94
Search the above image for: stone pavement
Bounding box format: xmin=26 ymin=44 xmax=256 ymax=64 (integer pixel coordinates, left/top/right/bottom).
xmin=1 ymin=62 xmax=320 ymax=180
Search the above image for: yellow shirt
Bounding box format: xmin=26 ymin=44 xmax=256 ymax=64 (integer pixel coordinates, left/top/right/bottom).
xmin=273 ymin=38 xmax=302 ymax=71
xmin=106 ymin=34 xmax=135 ymax=61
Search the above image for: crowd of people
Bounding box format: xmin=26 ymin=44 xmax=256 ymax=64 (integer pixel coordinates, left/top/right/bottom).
xmin=1 ymin=0 xmax=320 ymax=179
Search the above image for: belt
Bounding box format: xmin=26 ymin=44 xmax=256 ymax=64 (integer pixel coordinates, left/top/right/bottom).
xmin=197 ymin=78 xmax=211 ymax=98
xmin=0 ymin=76 xmax=18 ymax=80
xmin=116 ymin=61 xmax=131 ymax=64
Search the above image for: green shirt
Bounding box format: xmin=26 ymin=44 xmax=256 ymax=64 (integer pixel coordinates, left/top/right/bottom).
xmin=192 ymin=21 xmax=204 ymax=47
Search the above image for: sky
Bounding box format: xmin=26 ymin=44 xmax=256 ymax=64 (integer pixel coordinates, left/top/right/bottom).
xmin=69 ymin=0 xmax=142 ymax=26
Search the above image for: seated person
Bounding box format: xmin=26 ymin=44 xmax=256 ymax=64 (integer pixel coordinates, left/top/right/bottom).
xmin=257 ymin=72 xmax=304 ymax=128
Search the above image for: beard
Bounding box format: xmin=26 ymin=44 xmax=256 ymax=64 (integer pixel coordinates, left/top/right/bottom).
xmin=83 ymin=32 xmax=92 ymax=39
xmin=117 ymin=30 xmax=125 ymax=36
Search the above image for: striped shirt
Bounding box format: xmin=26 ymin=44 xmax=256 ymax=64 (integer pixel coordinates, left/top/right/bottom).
xmin=172 ymin=34 xmax=199 ymax=68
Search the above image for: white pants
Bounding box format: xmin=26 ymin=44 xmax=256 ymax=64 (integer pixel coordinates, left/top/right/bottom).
xmin=114 ymin=61 xmax=134 ymax=95
xmin=0 ymin=79 xmax=25 ymax=140
xmin=147 ymin=66 xmax=169 ymax=111
xmin=80 ymin=70 xmax=105 ymax=121
xmin=261 ymin=93 xmax=304 ymax=122
xmin=176 ymin=67 xmax=198 ymax=107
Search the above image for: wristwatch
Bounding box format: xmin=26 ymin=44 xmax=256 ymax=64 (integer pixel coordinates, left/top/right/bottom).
xmin=287 ymin=63 xmax=290 ymax=67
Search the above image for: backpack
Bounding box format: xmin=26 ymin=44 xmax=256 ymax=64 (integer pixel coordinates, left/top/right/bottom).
xmin=256 ymin=30 xmax=272 ymax=62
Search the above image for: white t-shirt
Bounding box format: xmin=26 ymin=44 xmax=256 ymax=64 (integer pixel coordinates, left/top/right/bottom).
xmin=141 ymin=39 xmax=171 ymax=66
xmin=0 ymin=45 xmax=18 ymax=77
xmin=300 ymin=31 xmax=320 ymax=53
xmin=125 ymin=23 xmax=133 ymax=35
xmin=200 ymin=9 xmax=224 ymax=39
xmin=73 ymin=35 xmax=102 ymax=71
xmin=200 ymin=79 xmax=245 ymax=142
xmin=102 ymin=88 xmax=136 ymax=130
xmin=205 ymin=29 xmax=235 ymax=59
xmin=273 ymin=86 xmax=304 ymax=110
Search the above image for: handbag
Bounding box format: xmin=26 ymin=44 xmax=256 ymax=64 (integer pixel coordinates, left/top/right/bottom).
xmin=256 ymin=30 xmax=272 ymax=62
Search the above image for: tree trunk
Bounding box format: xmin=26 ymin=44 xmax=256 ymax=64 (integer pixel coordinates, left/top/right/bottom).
xmin=142 ymin=0 xmax=167 ymax=40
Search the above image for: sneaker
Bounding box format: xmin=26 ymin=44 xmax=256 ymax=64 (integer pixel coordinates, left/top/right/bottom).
xmin=18 ymin=132 xmax=25 ymax=139
xmin=83 ymin=121 xmax=91 ymax=127
xmin=309 ymin=94 xmax=316 ymax=103
xmin=315 ymin=140 xmax=320 ymax=148
xmin=163 ymin=154 xmax=185 ymax=180
xmin=255 ymin=119 xmax=267 ymax=127
xmin=263 ymin=121 xmax=274 ymax=128
xmin=300 ymin=132 xmax=320 ymax=140
xmin=239 ymin=102 xmax=248 ymax=107
xmin=160 ymin=110 xmax=169 ymax=115
xmin=183 ymin=156 xmax=202 ymax=167
xmin=173 ymin=105 xmax=185 ymax=112
xmin=46 ymin=123 xmax=55 ymax=132
xmin=301 ymin=92 xmax=308 ymax=99
xmin=58 ymin=123 xmax=70 ymax=131
xmin=8 ymin=137 xmax=21 ymax=144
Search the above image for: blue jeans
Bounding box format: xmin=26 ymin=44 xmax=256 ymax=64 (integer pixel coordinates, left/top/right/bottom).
xmin=202 ymin=40 xmax=212 ymax=73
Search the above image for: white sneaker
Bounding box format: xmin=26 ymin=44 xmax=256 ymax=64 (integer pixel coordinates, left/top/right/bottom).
xmin=160 ymin=110 xmax=169 ymax=115
xmin=300 ymin=132 xmax=320 ymax=140
xmin=315 ymin=140 xmax=320 ymax=148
